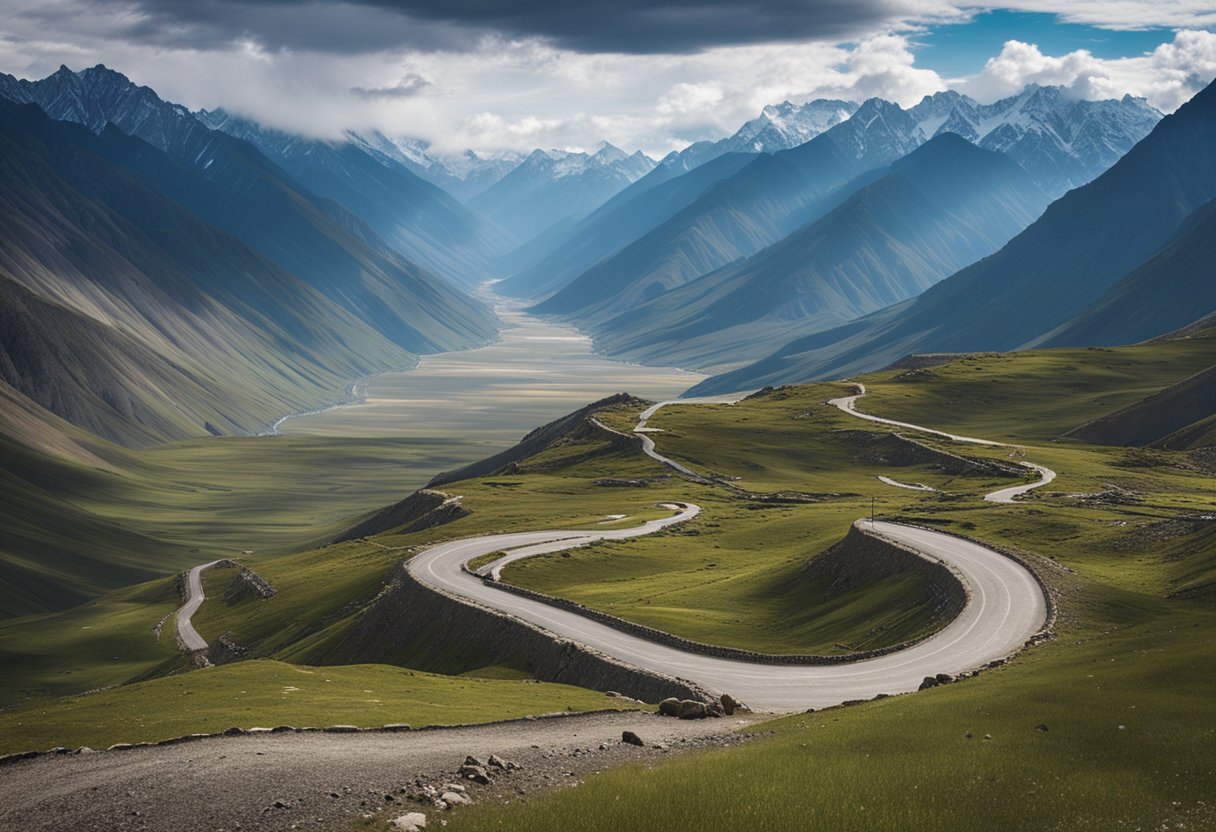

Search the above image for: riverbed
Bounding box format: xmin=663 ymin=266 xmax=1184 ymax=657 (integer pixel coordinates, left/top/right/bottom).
xmin=276 ymin=292 xmax=704 ymax=450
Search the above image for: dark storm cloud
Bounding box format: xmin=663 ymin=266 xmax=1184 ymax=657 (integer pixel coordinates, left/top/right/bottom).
xmin=24 ymin=0 xmax=912 ymax=55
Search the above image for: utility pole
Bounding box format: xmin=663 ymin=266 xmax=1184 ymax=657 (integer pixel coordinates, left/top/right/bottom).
xmin=871 ymin=496 xmax=875 ymax=526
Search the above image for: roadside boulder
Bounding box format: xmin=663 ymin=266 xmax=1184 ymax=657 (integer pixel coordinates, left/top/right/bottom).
xmin=918 ymin=676 xmax=940 ymax=691
xmin=935 ymin=673 xmax=954 ymax=685
xmin=720 ymin=694 xmax=739 ymax=716
xmin=487 ymin=754 xmax=509 ymax=770
xmin=440 ymin=791 xmax=470 ymax=807
xmin=678 ymin=700 xmax=708 ymax=720
xmin=389 ymin=812 xmax=427 ymax=831
xmin=458 ymin=764 xmax=490 ymax=785
xmin=658 ymin=698 xmax=682 ymax=717
xmin=621 ymin=731 xmax=645 ymax=747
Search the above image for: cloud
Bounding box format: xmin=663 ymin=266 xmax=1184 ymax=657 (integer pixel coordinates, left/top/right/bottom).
xmin=972 ymin=0 xmax=1216 ymax=32
xmin=959 ymin=29 xmax=1216 ymax=112
xmin=17 ymin=0 xmax=957 ymax=56
xmin=352 ymin=72 xmax=431 ymax=98
xmin=0 ymin=1 xmax=1213 ymax=157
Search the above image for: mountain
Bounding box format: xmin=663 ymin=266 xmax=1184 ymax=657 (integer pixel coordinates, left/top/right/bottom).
xmin=470 ymin=144 xmax=656 ymax=241
xmin=0 ymin=98 xmax=456 ymax=446
xmin=0 ymin=64 xmax=496 ymax=349
xmin=720 ymin=99 xmax=859 ymax=154
xmin=496 ymin=151 xmax=761 ymax=299
xmin=348 ymin=132 xmax=524 ymax=200
xmin=623 ymin=98 xmax=860 ymax=198
xmin=534 ymin=98 xmax=924 ymax=322
xmin=586 ymin=133 xmax=1049 ymax=371
xmin=197 ymin=111 xmax=516 ymax=288
xmin=1039 ymin=197 xmax=1216 ymax=347
xmin=690 ymin=79 xmax=1216 ymax=396
xmin=910 ymin=86 xmax=1161 ymax=197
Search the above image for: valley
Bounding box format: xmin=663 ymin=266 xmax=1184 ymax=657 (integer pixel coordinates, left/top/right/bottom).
xmin=0 ymin=41 xmax=1213 ymax=832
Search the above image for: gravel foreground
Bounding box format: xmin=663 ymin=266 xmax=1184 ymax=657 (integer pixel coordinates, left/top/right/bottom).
xmin=0 ymin=711 xmax=759 ymax=831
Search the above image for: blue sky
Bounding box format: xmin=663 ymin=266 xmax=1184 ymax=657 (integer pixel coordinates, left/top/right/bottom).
xmin=919 ymin=11 xmax=1179 ymax=77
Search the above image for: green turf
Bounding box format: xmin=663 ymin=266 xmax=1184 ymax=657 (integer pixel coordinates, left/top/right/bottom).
xmin=0 ymin=659 xmax=630 ymax=755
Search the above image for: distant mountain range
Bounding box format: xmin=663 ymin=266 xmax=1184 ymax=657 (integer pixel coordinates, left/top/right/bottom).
xmin=530 ymin=98 xmax=935 ymax=321
xmin=195 ymin=109 xmax=517 ymax=288
xmin=589 ymin=133 xmax=1050 ymax=371
xmin=908 ymin=86 xmax=1161 ymax=197
xmin=470 ymin=144 xmax=656 ymax=242
xmin=0 ymin=68 xmax=496 ymax=444
xmin=691 ymin=77 xmax=1216 ymax=395
xmin=347 ymin=132 xmax=524 ymax=200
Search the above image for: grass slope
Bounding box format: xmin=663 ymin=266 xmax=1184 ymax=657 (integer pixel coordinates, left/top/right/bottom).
xmin=0 ymin=659 xmax=628 ymax=755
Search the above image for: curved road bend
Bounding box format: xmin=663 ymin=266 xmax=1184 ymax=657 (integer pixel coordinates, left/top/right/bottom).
xmin=634 ymin=395 xmax=744 ymax=479
xmin=409 ymin=505 xmax=1047 ymax=712
xmin=828 ymin=383 xmax=1057 ymax=503
xmin=176 ymin=560 xmax=221 ymax=653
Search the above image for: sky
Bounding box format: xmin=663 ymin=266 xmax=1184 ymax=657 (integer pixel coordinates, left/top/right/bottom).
xmin=0 ymin=1 xmax=1214 ymax=156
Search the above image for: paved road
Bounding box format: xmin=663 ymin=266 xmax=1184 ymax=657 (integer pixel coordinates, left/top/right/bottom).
xmin=409 ymin=509 xmax=1047 ymax=712
xmin=175 ymin=560 xmax=221 ymax=652
xmin=634 ymin=395 xmax=742 ymax=479
xmin=828 ymin=382 xmax=1056 ymax=503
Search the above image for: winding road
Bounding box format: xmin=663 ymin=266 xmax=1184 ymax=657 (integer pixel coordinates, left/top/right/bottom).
xmin=406 ymin=389 xmax=1051 ymax=712
xmin=174 ymin=385 xmax=1053 ymax=710
xmin=176 ymin=561 xmax=221 ymax=653
xmin=828 ymin=382 xmax=1057 ymax=503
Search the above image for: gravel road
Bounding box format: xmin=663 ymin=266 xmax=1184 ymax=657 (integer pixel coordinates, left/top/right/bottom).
xmin=0 ymin=711 xmax=756 ymax=832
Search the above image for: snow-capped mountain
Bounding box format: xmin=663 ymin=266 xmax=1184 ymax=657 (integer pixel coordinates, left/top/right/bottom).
xmin=0 ymin=64 xmax=222 ymax=157
xmin=347 ymin=131 xmax=524 ymax=200
xmin=471 ymin=143 xmax=656 ymax=241
xmin=724 ymin=99 xmax=859 ymax=154
xmin=195 ymin=108 xmax=516 ymax=285
xmin=643 ymin=98 xmax=859 ymax=183
xmin=910 ymin=86 xmax=1162 ymax=196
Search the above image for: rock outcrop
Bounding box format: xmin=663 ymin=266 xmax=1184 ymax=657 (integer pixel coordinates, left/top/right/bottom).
xmin=222 ymin=568 xmax=276 ymax=603
xmin=332 ymin=489 xmax=470 ymax=544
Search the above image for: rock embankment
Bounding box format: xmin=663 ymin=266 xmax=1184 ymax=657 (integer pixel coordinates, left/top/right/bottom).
xmin=222 ymin=568 xmax=277 ymax=603
xmin=332 ymin=489 xmax=470 ymax=543
xmin=803 ymin=521 xmax=967 ymax=625
xmin=317 ymin=565 xmax=709 ymax=705
xmin=428 ymin=393 xmax=647 ymax=486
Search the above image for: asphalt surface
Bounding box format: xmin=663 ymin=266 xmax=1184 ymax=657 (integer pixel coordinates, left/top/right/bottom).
xmin=409 ymin=513 xmax=1045 ymax=712
xmin=175 ymin=560 xmax=221 ymax=652
xmin=828 ymin=382 xmax=1057 ymax=503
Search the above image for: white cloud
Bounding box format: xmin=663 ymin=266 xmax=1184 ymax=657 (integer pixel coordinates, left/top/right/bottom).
xmin=0 ymin=1 xmax=1213 ymax=156
xmin=959 ymin=29 xmax=1216 ymax=112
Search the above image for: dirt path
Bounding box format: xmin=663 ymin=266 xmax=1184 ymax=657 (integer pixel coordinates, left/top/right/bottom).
xmin=0 ymin=711 xmax=756 ymax=832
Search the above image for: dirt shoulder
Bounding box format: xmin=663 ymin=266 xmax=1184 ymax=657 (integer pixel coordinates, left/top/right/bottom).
xmin=0 ymin=710 xmax=760 ymax=831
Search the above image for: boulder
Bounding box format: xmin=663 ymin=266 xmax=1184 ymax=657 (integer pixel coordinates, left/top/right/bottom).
xmin=487 ymin=754 xmax=508 ymax=770
xmin=658 ymin=698 xmax=682 ymax=717
xmin=935 ymin=673 xmax=954 ymax=685
xmin=389 ymin=812 xmax=428 ymax=831
xmin=918 ymin=676 xmax=939 ymax=691
xmin=440 ymin=791 xmax=470 ymax=807
xmin=621 ymin=731 xmax=645 ymax=747
xmin=458 ymin=764 xmax=490 ymax=785
xmin=678 ymin=700 xmax=707 ymax=720
xmin=720 ymin=694 xmax=739 ymax=716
